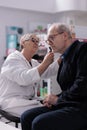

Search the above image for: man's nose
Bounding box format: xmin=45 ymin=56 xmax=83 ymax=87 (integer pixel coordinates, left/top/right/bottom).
xmin=48 ymin=40 xmax=54 ymax=45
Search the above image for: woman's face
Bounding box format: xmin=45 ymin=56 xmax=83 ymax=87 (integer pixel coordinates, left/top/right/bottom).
xmin=23 ymin=35 xmax=40 ymax=55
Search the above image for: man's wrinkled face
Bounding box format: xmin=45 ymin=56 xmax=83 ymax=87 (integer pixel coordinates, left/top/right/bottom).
xmin=46 ymin=27 xmax=66 ymax=54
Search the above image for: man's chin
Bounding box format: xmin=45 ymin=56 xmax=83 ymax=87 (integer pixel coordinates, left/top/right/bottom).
xmin=52 ymin=50 xmax=58 ymax=53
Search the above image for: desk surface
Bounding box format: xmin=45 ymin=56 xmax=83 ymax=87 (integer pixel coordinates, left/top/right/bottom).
xmin=0 ymin=121 xmax=21 ymax=130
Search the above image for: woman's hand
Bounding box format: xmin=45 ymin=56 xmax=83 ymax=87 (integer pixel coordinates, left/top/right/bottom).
xmin=43 ymin=52 xmax=54 ymax=66
xmin=37 ymin=52 xmax=54 ymax=76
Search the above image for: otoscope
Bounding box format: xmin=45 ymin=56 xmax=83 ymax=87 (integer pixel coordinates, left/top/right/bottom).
xmin=49 ymin=47 xmax=52 ymax=52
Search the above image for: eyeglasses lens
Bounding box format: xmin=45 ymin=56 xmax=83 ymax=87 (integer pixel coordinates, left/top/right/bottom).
xmin=31 ymin=38 xmax=39 ymax=45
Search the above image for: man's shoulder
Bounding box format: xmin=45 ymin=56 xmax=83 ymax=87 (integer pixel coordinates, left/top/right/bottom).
xmin=75 ymin=40 xmax=87 ymax=46
xmin=74 ymin=40 xmax=87 ymax=51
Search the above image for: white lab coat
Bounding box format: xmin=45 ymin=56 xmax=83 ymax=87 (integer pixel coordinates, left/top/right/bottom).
xmin=0 ymin=50 xmax=59 ymax=117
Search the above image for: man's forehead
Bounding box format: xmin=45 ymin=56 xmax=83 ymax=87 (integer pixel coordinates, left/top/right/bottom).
xmin=48 ymin=28 xmax=57 ymax=35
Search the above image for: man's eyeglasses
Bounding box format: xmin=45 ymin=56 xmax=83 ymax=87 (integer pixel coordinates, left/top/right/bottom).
xmin=46 ymin=32 xmax=63 ymax=44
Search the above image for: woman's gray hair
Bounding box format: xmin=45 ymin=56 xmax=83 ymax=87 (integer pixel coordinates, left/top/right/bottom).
xmin=20 ymin=33 xmax=40 ymax=50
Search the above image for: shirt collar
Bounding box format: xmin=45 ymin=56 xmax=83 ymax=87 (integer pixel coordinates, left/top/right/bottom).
xmin=62 ymin=40 xmax=79 ymax=60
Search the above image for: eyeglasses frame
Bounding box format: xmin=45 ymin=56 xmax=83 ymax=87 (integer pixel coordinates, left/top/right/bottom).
xmin=25 ymin=37 xmax=39 ymax=45
xmin=46 ymin=32 xmax=64 ymax=44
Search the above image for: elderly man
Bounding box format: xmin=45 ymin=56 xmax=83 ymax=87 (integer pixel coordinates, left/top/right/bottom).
xmin=0 ymin=33 xmax=59 ymax=117
xmin=21 ymin=23 xmax=87 ymax=130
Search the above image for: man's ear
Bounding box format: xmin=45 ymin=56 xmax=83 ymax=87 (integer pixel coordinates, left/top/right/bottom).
xmin=63 ymin=32 xmax=68 ymax=39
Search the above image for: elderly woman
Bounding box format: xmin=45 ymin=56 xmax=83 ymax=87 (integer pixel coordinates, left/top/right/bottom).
xmin=0 ymin=33 xmax=59 ymax=117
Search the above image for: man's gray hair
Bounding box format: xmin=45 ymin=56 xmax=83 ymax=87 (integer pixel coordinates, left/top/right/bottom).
xmin=49 ymin=23 xmax=72 ymax=38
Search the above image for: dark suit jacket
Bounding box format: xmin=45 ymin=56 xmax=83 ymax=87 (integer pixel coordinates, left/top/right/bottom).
xmin=56 ymin=40 xmax=87 ymax=113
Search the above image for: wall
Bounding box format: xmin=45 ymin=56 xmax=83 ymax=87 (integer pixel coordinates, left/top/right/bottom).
xmin=53 ymin=11 xmax=87 ymax=26
xmin=0 ymin=0 xmax=87 ymax=13
xmin=55 ymin=0 xmax=87 ymax=12
xmin=0 ymin=0 xmax=55 ymax=13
